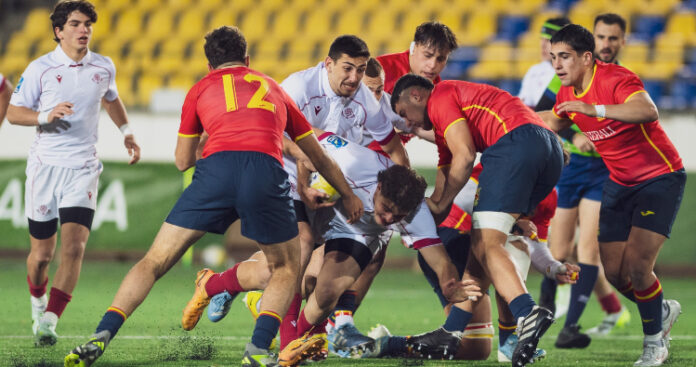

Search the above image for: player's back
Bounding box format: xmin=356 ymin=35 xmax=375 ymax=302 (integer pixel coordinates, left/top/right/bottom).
xmin=188 ymin=66 xmax=296 ymax=162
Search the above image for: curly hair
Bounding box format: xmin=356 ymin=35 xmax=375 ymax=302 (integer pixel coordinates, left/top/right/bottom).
xmin=377 ymin=165 xmax=427 ymax=215
xmin=204 ymin=26 xmax=247 ymax=68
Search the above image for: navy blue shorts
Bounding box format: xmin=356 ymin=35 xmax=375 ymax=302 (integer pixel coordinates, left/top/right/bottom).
xmin=598 ymin=170 xmax=686 ymax=242
xmin=556 ymin=154 xmax=609 ymax=208
xmin=166 ymin=151 xmax=298 ymax=244
xmin=417 ymin=227 xmax=471 ymax=307
xmin=476 ymin=124 xmax=564 ymax=215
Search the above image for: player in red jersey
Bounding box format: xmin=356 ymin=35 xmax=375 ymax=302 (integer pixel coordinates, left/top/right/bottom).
xmin=542 ymin=24 xmax=684 ymax=367
xmin=391 ymin=75 xmax=564 ymax=366
xmin=65 ymin=26 xmax=363 ymax=367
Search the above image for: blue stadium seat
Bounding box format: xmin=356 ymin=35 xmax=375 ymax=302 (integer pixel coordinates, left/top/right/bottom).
xmin=643 ymin=80 xmax=666 ymax=103
xmin=669 ymin=78 xmax=696 ymax=109
xmin=546 ymin=0 xmax=580 ymax=12
xmin=496 ymin=16 xmax=530 ymax=42
xmin=632 ymin=16 xmax=667 ymax=42
xmin=442 ymin=46 xmax=479 ymax=79
xmin=498 ymin=79 xmax=522 ymax=96
xmin=683 ymin=0 xmax=696 ymax=11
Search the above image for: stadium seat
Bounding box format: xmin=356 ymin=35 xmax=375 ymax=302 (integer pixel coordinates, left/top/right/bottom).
xmin=136 ymin=74 xmax=165 ymax=106
xmin=238 ymin=7 xmax=273 ymax=44
xmin=655 ymin=34 xmax=685 ymax=62
xmin=167 ymin=73 xmax=195 ymax=90
xmin=270 ymin=7 xmax=303 ymax=42
xmin=0 ymin=54 xmax=30 ymax=79
xmin=366 ymin=9 xmax=399 ymax=38
xmin=334 ymin=8 xmax=367 ymax=36
xmin=301 ymin=7 xmax=336 ymax=42
xmin=642 ymin=80 xmax=665 ymax=101
xmin=102 ymin=0 xmax=134 ymax=13
xmin=115 ymin=74 xmax=135 ymax=106
xmin=4 ymin=33 xmax=32 ymax=57
xmin=622 ymin=42 xmax=650 ymax=63
xmin=174 ymin=9 xmax=206 ymax=42
xmin=208 ymin=8 xmax=239 ymax=31
xmin=134 ymin=0 xmax=164 ymax=12
xmin=92 ymin=9 xmax=113 ymax=41
xmin=34 ymin=37 xmax=57 ymax=58
xmin=22 ymin=8 xmax=51 ymax=41
xmin=113 ymin=8 xmax=144 ymax=41
xmin=143 ymin=10 xmax=175 ymax=42
xmin=632 ymin=15 xmax=666 ymax=42
xmin=254 ymin=39 xmax=285 ymax=62
xmin=286 ymin=39 xmax=319 ymax=68
xmin=400 ymin=9 xmax=436 ymax=35
xmin=165 ymin=0 xmax=195 ymax=12
xmin=642 ymin=0 xmax=681 ymax=15
xmin=498 ymin=79 xmax=522 ymax=95
xmin=94 ymin=37 xmax=127 ymax=59
xmin=496 ymin=15 xmax=530 ymax=42
xmin=527 ymin=11 xmax=563 ymax=38
xmin=129 ymin=38 xmax=158 ymax=59
xmin=462 ymin=11 xmax=497 ymax=46
xmin=666 ymin=11 xmax=696 ymax=47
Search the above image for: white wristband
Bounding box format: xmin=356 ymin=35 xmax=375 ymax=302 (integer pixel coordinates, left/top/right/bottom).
xmin=119 ymin=124 xmax=133 ymax=136
xmin=594 ymin=104 xmax=606 ymax=118
xmin=37 ymin=111 xmax=50 ymax=125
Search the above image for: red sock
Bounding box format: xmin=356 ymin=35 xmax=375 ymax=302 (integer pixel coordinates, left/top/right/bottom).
xmin=280 ymin=293 xmax=302 ymax=349
xmin=45 ymin=287 xmax=72 ymax=317
xmin=598 ymin=292 xmax=622 ymax=314
xmin=205 ymin=263 xmax=244 ymax=296
xmin=310 ymin=318 xmax=328 ymax=337
xmin=27 ymin=275 xmax=48 ymax=298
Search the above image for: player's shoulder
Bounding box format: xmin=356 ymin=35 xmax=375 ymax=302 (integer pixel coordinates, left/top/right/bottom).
xmin=88 ymin=51 xmax=116 ymax=69
xmin=23 ymin=52 xmax=59 ymax=76
xmin=354 ymin=84 xmax=380 ymax=113
xmin=431 ymin=80 xmax=461 ymax=97
xmin=598 ymin=61 xmax=637 ymax=80
xmin=376 ymin=51 xmax=407 ymax=67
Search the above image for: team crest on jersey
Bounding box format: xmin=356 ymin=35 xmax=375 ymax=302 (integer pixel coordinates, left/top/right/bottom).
xmin=13 ymin=77 xmax=23 ymax=93
xmin=88 ymin=191 xmax=93 ymax=200
xmin=38 ymin=205 xmax=49 ymax=215
xmin=92 ymin=73 xmax=103 ymax=83
xmin=326 ymin=135 xmax=348 ymax=148
xmin=342 ymin=107 xmax=355 ymax=119
xmin=56 ymin=75 xmax=62 ymax=83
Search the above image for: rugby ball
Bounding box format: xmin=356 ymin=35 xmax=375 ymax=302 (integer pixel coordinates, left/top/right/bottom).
xmin=310 ymin=172 xmax=340 ymax=202
xmin=201 ymin=244 xmax=227 ymax=268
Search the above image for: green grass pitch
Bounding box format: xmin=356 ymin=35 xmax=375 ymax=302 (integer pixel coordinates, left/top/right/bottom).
xmin=1 ymin=258 xmax=695 ymax=366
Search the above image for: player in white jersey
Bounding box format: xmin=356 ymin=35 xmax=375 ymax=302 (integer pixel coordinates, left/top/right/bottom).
xmin=280 ymin=35 xmax=409 ymax=166
xmin=0 ymin=72 xmax=12 ymax=127
xmin=5 ymin=0 xmax=140 ymax=347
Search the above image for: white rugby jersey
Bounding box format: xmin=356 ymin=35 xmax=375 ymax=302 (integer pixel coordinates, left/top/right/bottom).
xmin=0 ymin=73 xmax=5 ymax=92
xmin=10 ymin=45 xmax=118 ymax=169
xmin=281 ymin=62 xmax=396 ymax=146
xmin=291 ymin=133 xmax=441 ymax=251
xmin=518 ymin=61 xmax=555 ymax=108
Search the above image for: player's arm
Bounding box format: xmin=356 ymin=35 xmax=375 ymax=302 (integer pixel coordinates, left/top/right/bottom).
xmin=537 ymin=110 xmax=572 ymax=132
xmin=175 ymin=134 xmax=200 ymax=171
xmin=7 ymin=103 xmax=74 ymax=127
xmin=379 ymin=134 xmax=410 ymax=166
xmin=103 ymin=96 xmax=140 ymax=164
xmin=527 ymin=239 xmax=580 ymax=284
xmin=413 ymin=127 xmax=436 ymax=143
xmin=295 ymin=134 xmax=364 ymax=223
xmin=555 ymin=92 xmax=658 ymax=124
xmin=418 ymin=244 xmax=482 ymax=303
xmin=427 ymin=121 xmax=476 ymax=224
xmin=0 ymin=79 xmax=13 ymax=127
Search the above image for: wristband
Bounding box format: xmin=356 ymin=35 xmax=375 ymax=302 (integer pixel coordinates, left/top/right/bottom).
xmin=119 ymin=124 xmax=134 ymax=136
xmin=37 ymin=111 xmax=50 ymax=125
xmin=594 ymin=104 xmax=606 ymax=118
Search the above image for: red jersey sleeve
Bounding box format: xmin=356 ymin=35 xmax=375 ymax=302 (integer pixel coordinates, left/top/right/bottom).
xmin=428 ymin=83 xmax=464 ymax=167
xmin=178 ymin=83 xmax=203 ymax=137
xmin=281 ymin=88 xmax=314 ymax=142
xmin=612 ymin=69 xmax=646 ymax=104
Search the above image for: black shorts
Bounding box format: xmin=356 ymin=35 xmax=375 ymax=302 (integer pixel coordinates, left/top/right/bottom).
xmin=325 ymin=237 xmax=373 ymax=271
xmin=598 ymin=170 xmax=686 ymax=242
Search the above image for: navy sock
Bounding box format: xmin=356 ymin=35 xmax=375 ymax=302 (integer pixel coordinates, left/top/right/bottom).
xmin=509 ymin=294 xmax=536 ymax=321
xmin=329 ymin=290 xmax=357 ymax=324
xmin=251 ymin=312 xmax=282 ymax=350
xmin=635 ymin=280 xmax=664 ymax=336
xmin=442 ymin=305 xmax=473 ymax=332
xmin=540 ymin=277 xmax=557 ymax=303
xmin=565 ymin=263 xmax=599 ymax=327
xmin=385 ymin=336 xmax=407 ymax=356
xmin=618 ymin=282 xmax=637 ymax=303
xmin=498 ymin=319 xmax=517 ymax=345
xmin=95 ymin=307 xmax=126 ymax=338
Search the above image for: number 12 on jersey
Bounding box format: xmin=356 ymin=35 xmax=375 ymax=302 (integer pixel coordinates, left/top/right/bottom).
xmin=222 ymin=73 xmax=276 ymax=113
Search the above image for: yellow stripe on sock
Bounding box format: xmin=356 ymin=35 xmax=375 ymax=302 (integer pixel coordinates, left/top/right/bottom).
xmin=258 ymin=310 xmax=282 ymax=323
xmin=107 ymin=306 xmax=127 ymax=320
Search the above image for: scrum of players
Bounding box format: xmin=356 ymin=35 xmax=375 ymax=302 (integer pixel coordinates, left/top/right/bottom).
xmin=4 ymin=2 xmax=682 ymax=367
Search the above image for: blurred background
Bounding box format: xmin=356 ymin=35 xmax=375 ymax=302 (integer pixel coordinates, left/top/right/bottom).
xmin=0 ymin=0 xmax=694 ymax=270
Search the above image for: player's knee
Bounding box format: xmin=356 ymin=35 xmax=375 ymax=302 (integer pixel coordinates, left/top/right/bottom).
xmin=314 ymin=283 xmax=341 ymax=312
xmin=60 ymin=241 xmax=86 ymax=260
xmin=29 ymin=249 xmax=54 ymax=268
xmin=456 ymin=337 xmax=492 ymax=360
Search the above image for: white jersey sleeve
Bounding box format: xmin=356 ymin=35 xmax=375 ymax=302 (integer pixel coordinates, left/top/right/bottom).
xmin=517 ymin=61 xmax=555 ymax=108
xmin=103 ymin=56 xmax=119 ymax=102
xmin=10 ymin=60 xmax=43 ymax=110
xmin=391 ymin=200 xmax=442 ymax=250
xmin=356 ymin=85 xmax=395 ymax=145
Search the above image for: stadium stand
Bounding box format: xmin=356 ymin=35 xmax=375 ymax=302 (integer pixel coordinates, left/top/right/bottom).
xmin=0 ymin=0 xmax=694 ymax=109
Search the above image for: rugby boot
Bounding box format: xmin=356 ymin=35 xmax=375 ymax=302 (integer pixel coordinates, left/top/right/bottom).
xmin=406 ymin=327 xmax=462 ymax=360
xmin=242 ymin=342 xmax=278 ymax=367
xmin=181 ymin=268 xmax=214 ymax=330
xmin=208 ymin=290 xmax=235 ymax=322
xmin=634 ymin=339 xmax=668 ymax=366
xmin=64 ymin=330 xmax=111 ymax=367
xmin=277 ymin=332 xmax=325 ymax=367
xmin=555 ymin=324 xmax=591 ymax=348
xmin=511 ymin=306 xmax=554 ymax=366
xmin=331 ymin=324 xmax=375 ymax=358
xmin=661 ymin=299 xmax=681 ymax=348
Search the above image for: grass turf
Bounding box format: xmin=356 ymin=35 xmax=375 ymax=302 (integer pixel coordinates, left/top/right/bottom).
xmin=1 ymin=258 xmax=695 ymax=366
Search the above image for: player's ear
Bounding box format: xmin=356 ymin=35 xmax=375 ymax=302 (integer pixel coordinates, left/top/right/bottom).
xmin=244 ymin=55 xmax=250 ymax=67
xmin=409 ymin=87 xmax=422 ymax=103
xmin=207 ymin=64 xmax=213 ymax=72
xmin=324 ymin=56 xmax=333 ymax=71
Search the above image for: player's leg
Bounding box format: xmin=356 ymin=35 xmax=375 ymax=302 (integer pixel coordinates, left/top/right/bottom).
xmin=454 ymin=293 xmax=492 ymax=360
xmin=542 ymin=206 xmax=577 ymax=315
xmin=557 ymin=197 xmax=600 ymax=348
xmin=588 ymin=265 xmax=630 ymax=336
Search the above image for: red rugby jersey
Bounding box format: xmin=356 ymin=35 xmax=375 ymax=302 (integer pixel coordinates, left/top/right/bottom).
xmin=554 ymin=61 xmax=682 ymax=186
xmin=377 ymin=50 xmax=442 ymax=94
xmin=427 ymin=81 xmax=546 ymax=167
xmin=179 ymin=66 xmax=313 ymax=164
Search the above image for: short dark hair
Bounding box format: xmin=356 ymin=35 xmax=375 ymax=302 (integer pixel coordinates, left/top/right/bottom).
xmin=51 ymin=0 xmax=97 ymax=43
xmin=550 ymin=24 xmax=595 ymax=56
xmin=377 ymin=165 xmax=427 ymax=215
xmin=204 ymin=26 xmax=247 ymax=68
xmin=390 ymin=74 xmax=434 ymax=113
xmin=541 ymin=17 xmax=571 ymax=39
xmin=594 ymin=13 xmax=627 ymax=33
xmin=328 ymin=35 xmax=370 ymax=60
xmin=413 ymin=21 xmax=458 ymax=53
xmin=365 ymin=58 xmax=383 ymax=78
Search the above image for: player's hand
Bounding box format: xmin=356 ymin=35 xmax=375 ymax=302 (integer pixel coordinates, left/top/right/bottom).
xmin=341 ymin=192 xmax=363 ymax=224
xmin=553 ymin=262 xmax=580 ymax=284
xmin=425 ymin=197 xmax=448 ymax=225
xmin=442 ymin=278 xmax=483 ymax=303
xmin=124 ymin=135 xmax=140 ymax=164
xmin=571 ymin=133 xmax=596 ymax=153
xmin=556 ymin=101 xmax=596 ymax=117
xmin=47 ymin=102 xmax=74 ymax=123
xmin=512 ymin=219 xmax=538 ymax=239
xmin=39 ymin=119 xmax=71 ymax=133
xmin=300 ymin=186 xmax=335 ymax=210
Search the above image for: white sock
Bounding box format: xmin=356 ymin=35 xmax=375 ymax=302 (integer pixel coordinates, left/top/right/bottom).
xmin=644 ymin=332 xmax=662 ymax=345
xmin=334 ymin=311 xmax=354 ymax=329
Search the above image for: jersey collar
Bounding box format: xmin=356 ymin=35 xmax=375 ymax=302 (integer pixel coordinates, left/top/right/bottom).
xmin=53 ymin=44 xmax=92 ymax=67
xmin=319 ymin=62 xmax=338 ymax=99
xmin=574 ymin=63 xmax=597 ymax=99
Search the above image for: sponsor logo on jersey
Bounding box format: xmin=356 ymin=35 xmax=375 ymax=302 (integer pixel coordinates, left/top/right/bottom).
xmin=13 ymin=77 xmax=23 ymax=93
xmin=56 ymin=75 xmax=62 ymax=83
xmin=640 ymin=210 xmax=655 ymax=216
xmin=314 ymin=105 xmax=322 ymax=115
xmin=342 ymin=107 xmax=355 ymax=119
xmin=326 ymin=135 xmax=348 ymax=148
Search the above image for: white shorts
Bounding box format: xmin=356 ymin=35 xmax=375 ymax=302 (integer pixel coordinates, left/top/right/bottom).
xmin=25 ymin=161 xmax=103 ymax=222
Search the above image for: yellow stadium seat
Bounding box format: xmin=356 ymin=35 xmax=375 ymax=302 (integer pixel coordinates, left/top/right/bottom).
xmin=149 ymin=56 xmax=184 ymax=77
xmin=259 ymin=0 xmax=288 ymax=11
xmin=642 ymin=0 xmax=680 ymax=15
xmin=286 ymin=39 xmax=318 ymax=68
xmin=182 ymin=55 xmax=210 ymax=79
xmin=666 ymin=11 xmax=696 ymax=46
xmin=518 ymin=31 xmax=541 ymax=49
xmin=383 ymin=0 xmax=417 ymax=13
xmin=528 ymin=11 xmax=563 ymax=38
xmin=480 ymin=41 xmax=514 ymax=62
xmin=130 ymin=37 xmax=157 ymax=59
xmin=433 ymin=9 xmax=465 ymax=35
xmin=619 ymin=60 xmax=648 ymax=76
xmin=136 ymin=74 xmax=165 ymax=106
xmin=515 ymin=59 xmax=540 ymax=79
xmin=175 ymin=9 xmax=207 ymax=42
xmin=254 ymin=38 xmax=285 ymax=62
xmin=400 ymin=8 xmax=436 ymax=35
xmin=238 ymin=7 xmax=273 ymax=43
xmin=113 ymin=9 xmax=144 ymax=41
xmin=270 ymin=7 xmax=303 ymax=42
xmin=654 ymin=34 xmax=684 ymax=63
xmin=335 ymin=8 xmax=367 ymax=36
xmin=508 ymin=0 xmax=546 ymax=16
xmin=302 ymin=7 xmax=336 ymax=41
xmin=5 ymin=33 xmax=32 ymax=57
xmin=115 ymin=75 xmax=134 ymax=106
xmin=197 ymin=0 xmax=228 ymax=12
xmin=208 ymin=9 xmax=239 ymax=31
xmin=462 ymin=11 xmax=496 ymax=46
xmin=567 ymin=4 xmax=595 ymax=30
xmin=168 ymin=73 xmax=195 ymax=90
xmin=641 ymin=61 xmax=681 ymax=80
xmin=159 ymin=38 xmax=188 ymax=58
xmin=165 ymin=0 xmax=194 ymax=12
xmin=468 ymin=61 xmax=508 ymax=79
xmin=366 ymin=9 xmax=399 ymax=37
xmin=385 ymin=35 xmax=415 ymax=54
xmin=0 ymin=54 xmax=31 ymax=77
xmin=621 ymin=42 xmax=649 ymax=63
xmin=135 ymin=0 xmax=165 ymax=12
xmin=23 ymin=9 xmax=51 ymax=41
xmin=110 ymin=56 xmax=139 ymax=78
xmin=103 ymin=0 xmax=133 ymax=13
xmin=95 ymin=38 xmax=127 ymax=58
xmin=34 ymin=38 xmax=57 ymax=58
xmin=143 ymin=10 xmax=175 ymax=41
